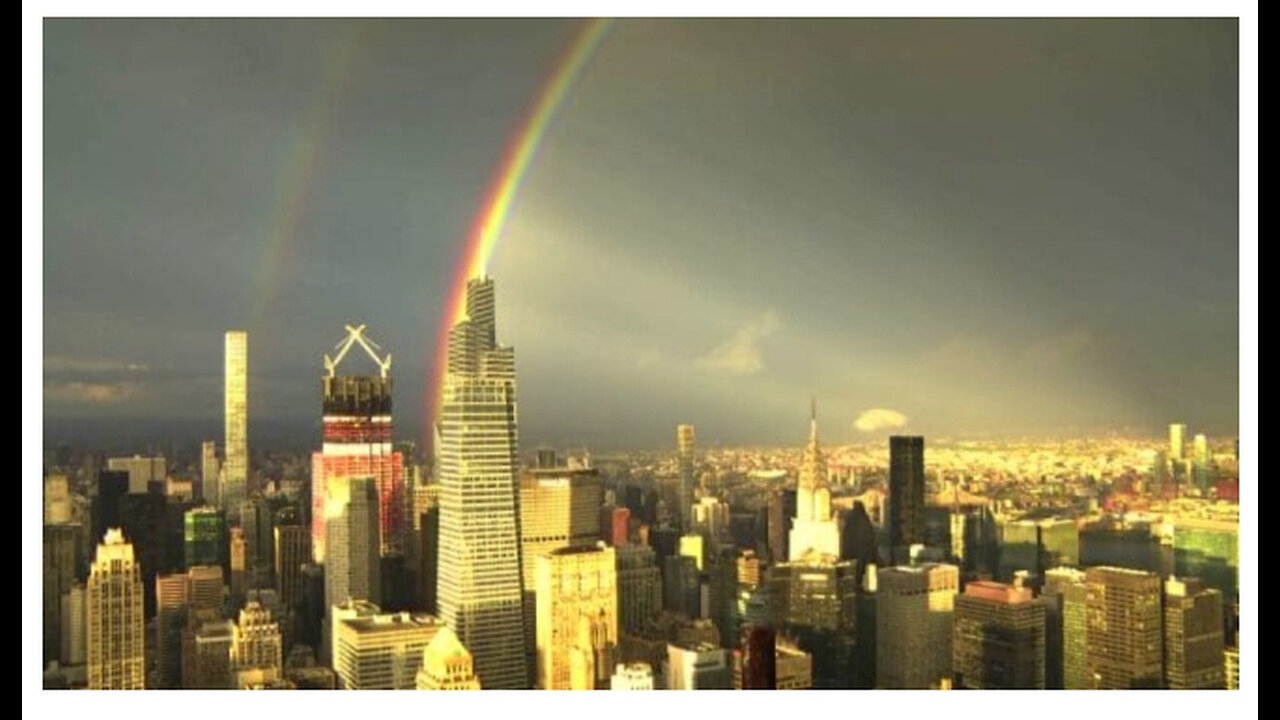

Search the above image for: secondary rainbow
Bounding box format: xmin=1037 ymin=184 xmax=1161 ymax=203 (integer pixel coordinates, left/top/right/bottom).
xmin=428 ymin=19 xmax=612 ymax=432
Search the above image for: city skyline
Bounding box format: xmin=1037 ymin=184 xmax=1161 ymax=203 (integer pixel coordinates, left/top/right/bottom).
xmin=32 ymin=13 xmax=1253 ymax=704
xmin=42 ymin=18 xmax=1239 ymax=449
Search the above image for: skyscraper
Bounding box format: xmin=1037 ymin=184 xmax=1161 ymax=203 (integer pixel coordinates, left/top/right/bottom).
xmin=616 ymin=545 xmax=662 ymax=635
xmin=1164 ymin=577 xmax=1225 ymax=689
xmin=155 ymin=573 xmax=190 ymax=689
xmin=107 ymin=455 xmax=166 ymax=495
xmin=888 ymin=437 xmax=925 ymax=565
xmin=876 ymin=563 xmax=959 ymax=689
xmin=232 ymin=600 xmax=284 ymax=683
xmin=676 ymin=424 xmax=696 ymax=532
xmin=519 ymin=463 xmax=604 ymax=667
xmin=1085 ymin=566 xmax=1163 ymax=689
xmin=1170 ymin=423 xmax=1188 ymax=461
xmin=766 ymin=488 xmax=797 ymax=563
xmin=324 ymin=476 xmax=382 ymax=614
xmin=44 ymin=473 xmax=72 ymax=524
xmin=200 ymin=440 xmax=220 ymax=506
xmin=790 ymin=401 xmax=840 ymax=560
xmin=534 ymin=544 xmax=618 ymax=690
xmin=43 ymin=524 xmax=79 ymax=664
xmin=224 ymin=331 xmax=248 ymax=520
xmin=87 ymin=529 xmax=145 ymax=689
xmin=184 ymin=506 xmax=227 ymax=570
xmin=666 ymin=642 xmax=731 ymax=690
xmin=1193 ymin=433 xmax=1211 ymax=493
xmin=310 ymin=325 xmax=406 ymax=562
xmin=274 ymin=523 xmax=311 ymax=610
xmin=437 ymin=276 xmax=528 ymax=689
xmin=1043 ymin=566 xmax=1089 ymax=689
xmin=952 ymin=580 xmax=1046 ymax=689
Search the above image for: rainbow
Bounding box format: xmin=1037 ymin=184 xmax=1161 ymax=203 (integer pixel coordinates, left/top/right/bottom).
xmin=251 ymin=30 xmax=360 ymax=327
xmin=428 ymin=19 xmax=612 ymax=435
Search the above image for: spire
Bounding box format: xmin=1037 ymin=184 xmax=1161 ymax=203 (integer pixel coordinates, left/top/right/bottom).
xmin=809 ymin=396 xmax=818 ymax=442
xmin=798 ymin=399 xmax=827 ymax=491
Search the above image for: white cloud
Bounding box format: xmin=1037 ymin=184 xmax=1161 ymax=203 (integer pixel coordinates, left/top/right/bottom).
xmin=853 ymin=407 xmax=910 ymax=432
xmin=696 ymin=309 xmax=781 ymax=376
xmin=635 ymin=348 xmax=663 ymax=369
xmin=44 ymin=356 xmax=149 ymax=373
xmin=44 ymin=380 xmax=143 ymax=405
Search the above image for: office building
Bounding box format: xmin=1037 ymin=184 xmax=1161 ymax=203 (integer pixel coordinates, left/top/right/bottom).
xmin=520 ymin=464 xmax=604 ymax=665
xmin=611 ymin=506 xmax=631 ymax=546
xmin=185 ymin=620 xmax=235 ymax=689
xmin=437 ymin=276 xmax=528 ymax=689
xmin=60 ymin=583 xmax=87 ymax=668
xmin=94 ymin=471 xmax=130 ymax=543
xmin=1085 ymin=566 xmax=1163 ymax=689
xmin=310 ymin=325 xmax=406 ymax=561
xmin=1042 ymin=566 xmax=1088 ymax=689
xmin=666 ymin=642 xmax=731 ymax=690
xmin=107 ymin=455 xmax=166 ymax=495
xmin=44 ymin=473 xmax=73 ymax=524
xmin=224 ymin=331 xmax=248 ymax=520
xmin=335 ymin=612 xmax=443 ymax=689
xmin=789 ymin=402 xmax=840 ymax=561
xmin=233 ymin=600 xmax=283 ymax=675
xmin=767 ymin=488 xmax=797 ymax=564
xmin=275 ymin=523 xmax=311 ymax=609
xmin=1170 ymin=423 xmax=1188 ymax=460
xmin=616 ymin=544 xmax=661 ymax=634
xmin=888 ymin=436 xmax=925 ymax=565
xmin=183 ymin=506 xmax=227 ymax=570
xmin=1164 ymin=577 xmax=1225 ymax=689
xmin=767 ymin=555 xmax=859 ymax=688
xmin=1193 ymin=434 xmax=1211 ymax=493
xmin=87 ymin=529 xmax=145 ymax=689
xmin=1225 ymin=636 xmax=1239 ymax=690
xmin=324 ymin=476 xmax=382 ymax=614
xmin=952 ymin=580 xmax=1046 ymax=689
xmin=44 ymin=524 xmax=79 ymax=664
xmin=535 ymin=544 xmax=617 ymax=690
xmin=415 ymin=626 xmax=481 ymax=690
xmin=201 ymin=440 xmax=220 ymax=506
xmin=877 ymin=563 xmax=958 ymax=689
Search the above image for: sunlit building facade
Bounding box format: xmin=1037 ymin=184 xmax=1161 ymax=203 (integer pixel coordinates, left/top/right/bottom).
xmin=87 ymin=530 xmax=145 ymax=690
xmin=535 ymin=544 xmax=617 ymax=689
xmin=224 ymin=331 xmax=248 ymax=520
xmin=1085 ymin=566 xmax=1163 ymax=689
xmin=437 ymin=276 xmax=529 ymax=689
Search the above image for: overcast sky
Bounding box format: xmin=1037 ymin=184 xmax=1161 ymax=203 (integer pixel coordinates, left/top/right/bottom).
xmin=43 ymin=18 xmax=1239 ymax=449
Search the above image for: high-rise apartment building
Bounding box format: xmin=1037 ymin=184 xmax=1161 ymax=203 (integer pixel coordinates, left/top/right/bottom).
xmin=224 ymin=331 xmax=248 ymax=520
xmin=535 ymin=544 xmax=618 ymax=690
xmin=415 ymin=626 xmax=481 ymax=690
xmin=952 ymin=580 xmax=1046 ymax=688
xmin=677 ymin=424 xmax=696 ymax=532
xmin=790 ymin=403 xmax=840 ymax=561
xmin=888 ymin=436 xmax=925 ymax=565
xmin=87 ymin=529 xmax=145 ymax=689
xmin=335 ymin=612 xmax=443 ymax=689
xmin=311 ymin=325 xmax=406 ymax=562
xmin=1085 ymin=566 xmax=1163 ymax=689
xmin=876 ymin=563 xmax=958 ymax=689
xmin=1164 ymin=577 xmax=1225 ymax=689
xmin=437 ymin=276 xmax=528 ymax=689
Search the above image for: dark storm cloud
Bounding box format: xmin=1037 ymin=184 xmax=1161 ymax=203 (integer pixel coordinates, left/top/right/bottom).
xmin=44 ymin=19 xmax=1238 ymax=448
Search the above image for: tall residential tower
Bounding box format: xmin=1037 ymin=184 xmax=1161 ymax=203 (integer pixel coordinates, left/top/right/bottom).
xmin=224 ymin=331 xmax=248 ymax=520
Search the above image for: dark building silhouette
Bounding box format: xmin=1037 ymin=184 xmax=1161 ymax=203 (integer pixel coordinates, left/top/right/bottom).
xmin=889 ymin=437 xmax=925 ymax=565
xmin=416 ymin=506 xmax=440 ymax=614
xmin=94 ymin=470 xmax=130 ymax=542
xmin=767 ymin=488 xmax=797 ymax=564
xmin=742 ymin=625 xmax=777 ymax=689
xmin=119 ymin=492 xmax=172 ymax=618
xmin=840 ymin=502 xmax=879 ymax=584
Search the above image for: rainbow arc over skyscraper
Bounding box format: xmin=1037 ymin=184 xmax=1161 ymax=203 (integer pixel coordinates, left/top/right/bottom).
xmin=428 ymin=19 xmax=612 ymax=435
